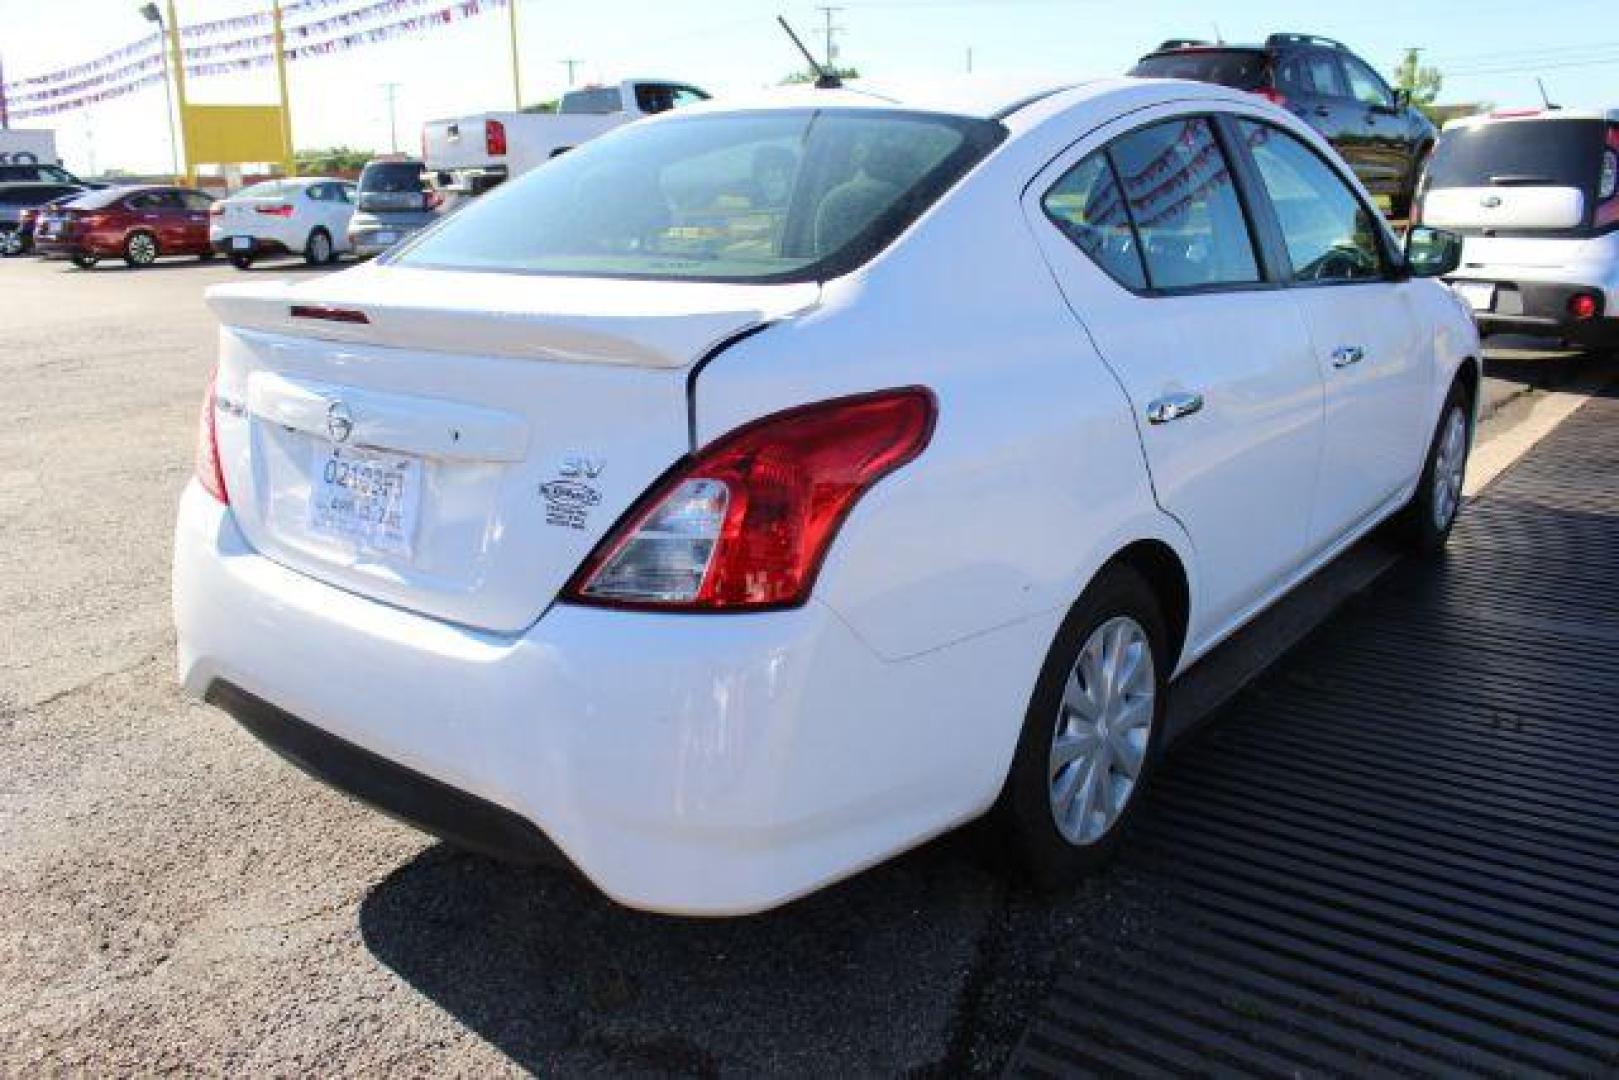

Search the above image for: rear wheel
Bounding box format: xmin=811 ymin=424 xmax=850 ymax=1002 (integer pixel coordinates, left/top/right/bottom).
xmin=0 ymin=227 xmax=23 ymax=257
xmin=123 ymin=230 xmax=159 ymax=268
xmin=229 ymin=253 xmax=254 ymax=270
xmin=304 ymin=228 xmax=334 ymax=266
xmin=70 ymin=254 xmax=100 ymax=269
xmin=1398 ymin=381 xmax=1472 ymax=554
xmin=995 ymin=564 xmax=1169 ymax=889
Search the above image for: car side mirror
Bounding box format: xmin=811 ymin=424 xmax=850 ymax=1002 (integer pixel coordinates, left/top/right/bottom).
xmin=1393 ymin=88 xmax=1413 ymax=110
xmin=1404 ymin=226 xmax=1463 ymax=278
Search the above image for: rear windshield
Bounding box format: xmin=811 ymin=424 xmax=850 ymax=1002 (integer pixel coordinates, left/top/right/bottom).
xmin=359 ymin=161 xmax=426 ymax=193
xmin=1130 ymin=50 xmax=1268 ymax=90
xmin=393 ymin=109 xmax=1005 ymax=283
xmin=560 ymin=88 xmax=622 ymax=115
xmin=1427 ymin=119 xmax=1607 ymax=192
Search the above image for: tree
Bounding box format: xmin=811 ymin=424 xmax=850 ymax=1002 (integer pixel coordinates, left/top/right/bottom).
xmin=294 ymin=146 xmax=374 ymax=175
xmin=1392 ymin=48 xmax=1443 ymax=107
xmin=781 ymin=65 xmax=860 ymax=85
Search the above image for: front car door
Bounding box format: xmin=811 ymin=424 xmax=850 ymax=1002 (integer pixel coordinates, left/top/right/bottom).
xmin=1025 ymin=110 xmax=1326 ymax=641
xmin=1337 ymin=54 xmax=1407 ymax=196
xmin=1232 ymin=119 xmax=1429 ymax=551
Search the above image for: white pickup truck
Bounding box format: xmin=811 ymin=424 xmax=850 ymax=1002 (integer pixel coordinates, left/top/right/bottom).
xmin=422 ymin=78 xmax=710 ymax=191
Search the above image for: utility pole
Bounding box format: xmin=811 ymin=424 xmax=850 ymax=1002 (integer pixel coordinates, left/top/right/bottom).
xmin=507 ymin=0 xmax=522 ymax=108
xmin=380 ymin=82 xmax=401 ymax=152
xmin=271 ymin=0 xmax=295 ymax=177
xmin=965 ymin=46 xmax=973 ymax=74
xmin=0 ymin=53 xmax=10 ymax=130
xmin=162 ymin=0 xmax=191 ymax=183
xmin=815 ymin=5 xmax=843 ymax=68
xmin=559 ymin=58 xmax=584 ymax=86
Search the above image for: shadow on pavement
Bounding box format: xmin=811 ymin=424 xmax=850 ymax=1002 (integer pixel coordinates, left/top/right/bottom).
xmin=358 ymin=826 xmax=1060 ymax=1075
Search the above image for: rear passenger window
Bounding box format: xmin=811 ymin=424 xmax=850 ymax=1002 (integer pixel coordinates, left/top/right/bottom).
xmin=1042 ymin=152 xmax=1146 ymax=290
xmin=1108 ymin=118 xmax=1260 ymax=289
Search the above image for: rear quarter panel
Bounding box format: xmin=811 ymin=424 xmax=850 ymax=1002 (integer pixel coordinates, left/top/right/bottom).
xmin=693 ymin=134 xmax=1189 ymax=666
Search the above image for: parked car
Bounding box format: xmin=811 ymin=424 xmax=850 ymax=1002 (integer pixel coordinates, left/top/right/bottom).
xmin=210 ymin=177 xmax=356 ymax=269
xmin=348 ymin=158 xmax=437 ymax=259
xmin=33 ymin=184 xmax=215 ymax=268
xmin=174 ymin=78 xmax=1475 ymax=915
xmin=1417 ymin=108 xmax=1619 ymax=351
xmin=423 ymin=77 xmax=710 ymax=193
xmin=1130 ymin=33 xmax=1438 ymax=217
xmin=0 ymin=181 xmax=86 ymax=255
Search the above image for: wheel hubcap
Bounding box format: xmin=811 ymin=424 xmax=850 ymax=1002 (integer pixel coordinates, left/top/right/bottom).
xmin=313 ymin=235 xmax=329 ymax=260
xmin=131 ymin=235 xmax=155 ymax=263
xmin=1048 ymin=615 xmax=1156 ymax=846
xmin=1432 ymin=405 xmax=1468 ymax=529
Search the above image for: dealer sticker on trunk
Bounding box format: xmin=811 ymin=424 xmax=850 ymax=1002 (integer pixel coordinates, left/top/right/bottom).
xmin=309 ymin=444 xmax=423 ymax=557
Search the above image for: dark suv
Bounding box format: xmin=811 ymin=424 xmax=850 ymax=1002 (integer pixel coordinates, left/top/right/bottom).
xmin=1130 ymin=33 xmax=1437 ymax=217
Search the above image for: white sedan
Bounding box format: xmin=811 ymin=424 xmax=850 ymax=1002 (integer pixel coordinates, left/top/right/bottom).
xmin=173 ymin=77 xmax=1478 ymax=915
xmin=209 ymin=176 xmax=356 ymax=268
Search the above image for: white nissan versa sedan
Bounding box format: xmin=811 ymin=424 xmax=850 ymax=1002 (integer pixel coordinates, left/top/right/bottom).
xmin=173 ymin=77 xmax=1478 ymax=915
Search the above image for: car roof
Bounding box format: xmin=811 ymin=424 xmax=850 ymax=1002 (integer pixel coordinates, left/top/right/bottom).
xmin=667 ymin=75 xmax=1259 ymax=132
xmin=1442 ymin=107 xmax=1619 ymax=132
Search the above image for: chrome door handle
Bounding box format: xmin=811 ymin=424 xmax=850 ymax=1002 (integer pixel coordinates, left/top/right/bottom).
xmin=1146 ymin=392 xmax=1204 ymax=425
xmin=1332 ymin=345 xmax=1365 ymax=368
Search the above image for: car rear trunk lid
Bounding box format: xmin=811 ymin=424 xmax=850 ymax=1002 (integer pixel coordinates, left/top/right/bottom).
xmin=206 ymin=265 xmax=817 ymax=633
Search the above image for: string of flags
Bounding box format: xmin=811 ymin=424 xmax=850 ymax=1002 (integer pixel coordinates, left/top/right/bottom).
xmin=4 ymin=0 xmax=508 ymax=120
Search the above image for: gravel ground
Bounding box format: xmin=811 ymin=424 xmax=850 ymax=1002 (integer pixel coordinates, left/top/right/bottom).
xmin=0 ymin=253 xmax=1598 ymax=1075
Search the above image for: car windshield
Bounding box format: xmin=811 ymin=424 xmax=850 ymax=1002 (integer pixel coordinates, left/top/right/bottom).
xmin=1130 ymin=50 xmax=1269 ymax=90
xmin=1426 ymin=119 xmax=1606 ymax=195
xmin=393 ymin=108 xmax=1004 ymax=282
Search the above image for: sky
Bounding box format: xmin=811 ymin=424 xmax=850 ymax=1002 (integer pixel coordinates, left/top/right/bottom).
xmin=2 ymin=0 xmax=1616 ymax=176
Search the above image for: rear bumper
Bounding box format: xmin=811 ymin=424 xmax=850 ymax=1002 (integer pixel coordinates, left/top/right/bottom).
xmin=211 ymin=236 xmax=293 ymax=258
xmin=1454 ymin=278 xmax=1619 ymax=346
xmin=172 ymin=483 xmax=1031 ymax=915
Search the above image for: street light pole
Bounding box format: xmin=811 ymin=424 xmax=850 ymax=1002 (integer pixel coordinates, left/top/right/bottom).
xmin=271 ymin=0 xmax=295 ymax=177
xmin=138 ymin=3 xmax=182 ymax=182
xmin=507 ymin=0 xmax=522 ymax=109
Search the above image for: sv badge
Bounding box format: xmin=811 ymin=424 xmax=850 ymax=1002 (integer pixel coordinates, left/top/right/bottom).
xmin=558 ymin=454 xmax=605 ymax=479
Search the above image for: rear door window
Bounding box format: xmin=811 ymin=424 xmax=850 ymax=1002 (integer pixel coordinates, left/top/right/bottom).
xmin=1042 ymin=152 xmax=1146 ymax=289
xmin=1276 ymin=51 xmax=1348 ymax=99
xmin=1107 ymin=117 xmax=1261 ymax=289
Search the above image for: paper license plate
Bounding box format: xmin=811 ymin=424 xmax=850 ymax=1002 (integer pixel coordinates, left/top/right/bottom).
xmin=1452 ymin=281 xmax=1495 ymax=312
xmin=308 ymin=445 xmax=422 ymax=558
xmin=231 ymin=235 xmax=252 ymax=251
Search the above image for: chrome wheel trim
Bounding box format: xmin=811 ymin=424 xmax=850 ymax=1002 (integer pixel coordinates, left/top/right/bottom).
xmin=1432 ymin=405 xmax=1468 ymax=530
xmin=128 ymin=233 xmax=157 ymax=264
xmin=1048 ymin=615 xmax=1156 ymax=846
xmin=0 ymin=230 xmax=21 ymax=255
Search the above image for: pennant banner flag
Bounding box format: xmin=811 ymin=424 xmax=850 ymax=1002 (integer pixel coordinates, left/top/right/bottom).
xmin=7 ymin=0 xmax=507 ymax=119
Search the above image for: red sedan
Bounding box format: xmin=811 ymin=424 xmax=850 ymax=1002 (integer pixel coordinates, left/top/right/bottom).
xmin=34 ymin=185 xmax=216 ymax=269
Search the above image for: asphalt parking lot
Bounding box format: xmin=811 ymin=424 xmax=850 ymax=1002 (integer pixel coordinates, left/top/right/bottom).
xmin=1 ymin=253 xmax=1612 ymax=1073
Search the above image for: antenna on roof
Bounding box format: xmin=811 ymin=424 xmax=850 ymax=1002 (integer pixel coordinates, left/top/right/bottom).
xmin=778 ymin=15 xmax=843 ymax=89
xmin=1536 ymin=77 xmax=1560 ymax=110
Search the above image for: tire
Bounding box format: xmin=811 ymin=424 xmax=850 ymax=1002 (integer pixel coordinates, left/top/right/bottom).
xmin=229 ymin=253 xmax=254 ymax=270
xmin=0 ymin=228 xmax=22 ymax=257
xmin=1397 ymin=380 xmax=1472 ymax=555
xmin=123 ymin=230 xmax=159 ymax=268
xmin=70 ymin=254 xmax=100 ymax=269
xmin=304 ymin=228 xmax=333 ymax=266
xmin=994 ymin=564 xmax=1170 ymax=889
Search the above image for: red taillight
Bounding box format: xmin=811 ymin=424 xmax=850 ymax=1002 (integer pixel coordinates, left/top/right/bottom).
xmin=486 ymin=118 xmax=507 ymax=156
xmin=1253 ymin=87 xmax=1288 ymax=108
xmin=194 ymin=368 xmax=229 ymax=504
xmin=564 ymin=388 xmax=937 ymax=610
xmin=1569 ymin=293 xmax=1600 ymax=321
xmin=255 ymin=204 xmax=294 ymax=217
